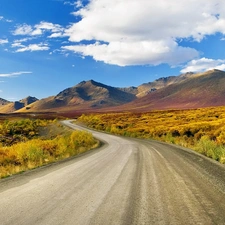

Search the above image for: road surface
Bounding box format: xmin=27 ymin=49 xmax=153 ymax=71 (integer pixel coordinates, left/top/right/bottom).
xmin=0 ymin=121 xmax=225 ymax=225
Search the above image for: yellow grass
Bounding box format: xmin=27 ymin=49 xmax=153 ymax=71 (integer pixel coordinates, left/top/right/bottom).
xmin=0 ymin=118 xmax=99 ymax=178
xmin=78 ymin=106 xmax=225 ymax=163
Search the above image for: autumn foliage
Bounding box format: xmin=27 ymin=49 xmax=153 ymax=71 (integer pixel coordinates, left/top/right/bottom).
xmin=0 ymin=119 xmax=99 ymax=178
xmin=78 ymin=107 xmax=225 ymax=163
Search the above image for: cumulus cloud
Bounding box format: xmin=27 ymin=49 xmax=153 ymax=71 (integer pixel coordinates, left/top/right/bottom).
xmin=181 ymin=58 xmax=225 ymax=73
xmin=0 ymin=39 xmax=8 ymax=45
xmin=0 ymin=71 xmax=32 ymax=77
xmin=13 ymin=24 xmax=33 ymax=35
xmin=33 ymin=21 xmax=63 ymax=36
xmin=62 ymin=0 xmax=225 ymax=66
xmin=16 ymin=43 xmax=49 ymax=52
xmin=62 ymin=40 xmax=198 ymax=66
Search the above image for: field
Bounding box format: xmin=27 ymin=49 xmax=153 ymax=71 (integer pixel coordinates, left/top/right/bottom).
xmin=0 ymin=116 xmax=99 ymax=178
xmin=78 ymin=106 xmax=225 ymax=163
xmin=2 ymin=106 xmax=225 ymax=178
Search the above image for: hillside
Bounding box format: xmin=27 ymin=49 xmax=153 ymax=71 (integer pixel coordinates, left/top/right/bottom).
xmin=20 ymin=96 xmax=39 ymax=106
xmin=0 ymin=97 xmax=10 ymax=106
xmin=17 ymin=80 xmax=137 ymax=112
xmin=0 ymin=98 xmax=11 ymax=113
xmin=137 ymin=72 xmax=194 ymax=97
xmin=0 ymin=96 xmax=38 ymax=113
xmin=17 ymin=73 xmax=197 ymax=113
xmin=113 ymin=69 xmax=225 ymax=111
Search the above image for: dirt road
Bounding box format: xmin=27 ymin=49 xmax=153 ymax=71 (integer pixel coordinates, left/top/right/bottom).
xmin=0 ymin=121 xmax=225 ymax=225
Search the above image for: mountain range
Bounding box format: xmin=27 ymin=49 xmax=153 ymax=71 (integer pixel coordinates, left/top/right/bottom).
xmin=1 ymin=69 xmax=225 ymax=114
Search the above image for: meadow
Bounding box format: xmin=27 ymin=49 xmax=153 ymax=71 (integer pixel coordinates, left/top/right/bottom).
xmin=78 ymin=106 xmax=225 ymax=163
xmin=0 ymin=118 xmax=99 ymax=178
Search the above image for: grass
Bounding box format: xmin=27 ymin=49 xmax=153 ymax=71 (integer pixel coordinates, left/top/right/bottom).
xmin=78 ymin=106 xmax=225 ymax=163
xmin=0 ymin=118 xmax=100 ymax=178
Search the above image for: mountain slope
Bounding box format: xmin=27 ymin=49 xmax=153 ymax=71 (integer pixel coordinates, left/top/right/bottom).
xmin=115 ymin=69 xmax=225 ymax=111
xmin=4 ymin=69 xmax=225 ymax=114
xmin=0 ymin=98 xmax=12 ymax=113
xmin=0 ymin=96 xmax=38 ymax=113
xmin=20 ymin=96 xmax=39 ymax=106
xmin=18 ymin=80 xmax=137 ymax=112
xmin=137 ymin=72 xmax=195 ymax=97
xmin=0 ymin=97 xmax=10 ymax=106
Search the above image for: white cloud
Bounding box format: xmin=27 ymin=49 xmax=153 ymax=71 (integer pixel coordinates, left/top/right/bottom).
xmin=63 ymin=40 xmax=198 ymax=66
xmin=0 ymin=16 xmax=12 ymax=23
xmin=13 ymin=24 xmax=33 ymax=35
xmin=0 ymin=39 xmax=8 ymax=45
xmin=181 ymin=58 xmax=225 ymax=73
xmin=16 ymin=43 xmax=49 ymax=52
xmin=12 ymin=37 xmax=36 ymax=48
xmin=0 ymin=71 xmax=32 ymax=77
xmin=11 ymin=42 xmax=25 ymax=48
xmin=33 ymin=21 xmax=63 ymax=36
xmin=13 ymin=21 xmax=64 ymax=37
xmin=14 ymin=37 xmax=35 ymax=43
xmin=64 ymin=1 xmax=83 ymax=8
xmin=62 ymin=0 xmax=225 ymax=66
xmin=6 ymin=19 xmax=13 ymax=23
xmin=48 ymin=32 xmax=64 ymax=38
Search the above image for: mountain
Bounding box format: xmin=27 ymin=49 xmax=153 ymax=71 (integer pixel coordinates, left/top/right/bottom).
xmin=20 ymin=96 xmax=39 ymax=106
xmin=113 ymin=69 xmax=225 ymax=112
xmin=0 ymin=97 xmax=10 ymax=106
xmin=0 ymin=96 xmax=38 ymax=113
xmin=0 ymin=98 xmax=11 ymax=113
xmin=17 ymin=80 xmax=137 ymax=112
xmin=2 ymin=69 xmax=225 ymax=114
xmin=137 ymin=72 xmax=195 ymax=97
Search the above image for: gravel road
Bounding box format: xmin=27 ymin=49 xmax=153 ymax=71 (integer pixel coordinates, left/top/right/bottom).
xmin=0 ymin=121 xmax=225 ymax=225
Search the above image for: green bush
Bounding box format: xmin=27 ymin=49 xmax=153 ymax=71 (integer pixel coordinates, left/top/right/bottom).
xmin=194 ymin=136 xmax=225 ymax=162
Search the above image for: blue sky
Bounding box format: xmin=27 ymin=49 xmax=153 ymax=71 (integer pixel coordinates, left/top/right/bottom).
xmin=0 ymin=0 xmax=225 ymax=101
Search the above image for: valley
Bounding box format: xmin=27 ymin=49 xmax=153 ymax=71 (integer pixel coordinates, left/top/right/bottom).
xmin=1 ymin=69 xmax=225 ymax=224
xmin=1 ymin=1 xmax=225 ymax=224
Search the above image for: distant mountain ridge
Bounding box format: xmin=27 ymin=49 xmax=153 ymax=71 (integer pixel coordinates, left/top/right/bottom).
xmin=55 ymin=80 xmax=137 ymax=105
xmin=113 ymin=69 xmax=225 ymax=111
xmin=0 ymin=98 xmax=10 ymax=106
xmin=0 ymin=96 xmax=38 ymax=113
xmin=17 ymin=80 xmax=138 ymax=112
xmin=1 ymin=69 xmax=225 ymax=113
xmin=137 ymin=72 xmax=195 ymax=97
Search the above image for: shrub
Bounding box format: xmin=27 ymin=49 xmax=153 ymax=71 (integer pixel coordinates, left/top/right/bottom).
xmin=194 ymin=136 xmax=225 ymax=162
xmin=0 ymin=129 xmax=99 ymax=178
xmin=78 ymin=107 xmax=225 ymax=164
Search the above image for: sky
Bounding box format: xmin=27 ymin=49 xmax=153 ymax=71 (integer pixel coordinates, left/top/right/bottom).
xmin=0 ymin=0 xmax=225 ymax=101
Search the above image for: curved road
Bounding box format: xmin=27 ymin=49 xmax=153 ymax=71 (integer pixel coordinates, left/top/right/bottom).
xmin=0 ymin=121 xmax=225 ymax=225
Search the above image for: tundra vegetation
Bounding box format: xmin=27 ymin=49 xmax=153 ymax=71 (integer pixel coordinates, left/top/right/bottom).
xmin=78 ymin=107 xmax=225 ymax=163
xmin=0 ymin=118 xmax=99 ymax=178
